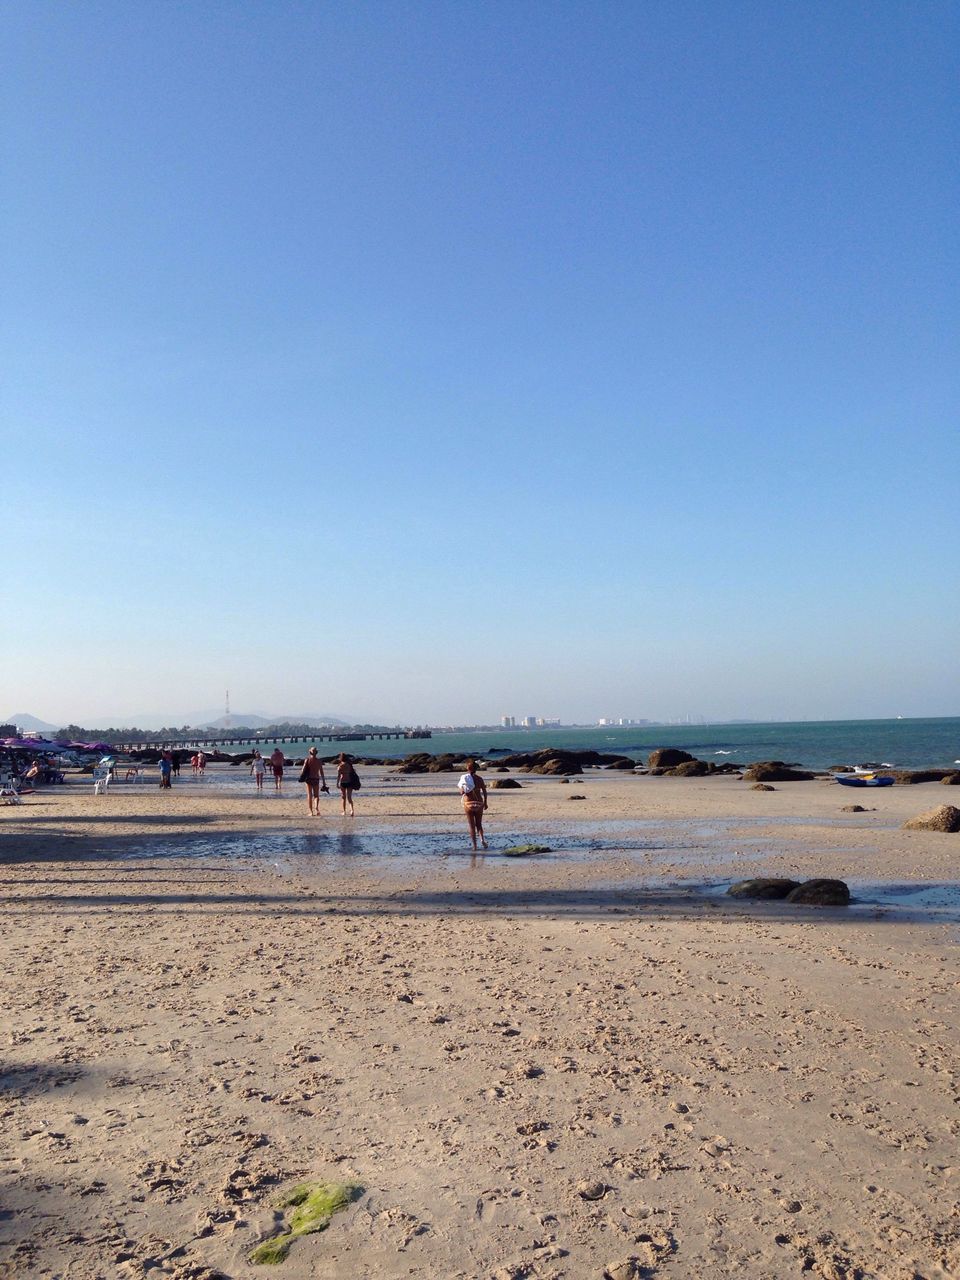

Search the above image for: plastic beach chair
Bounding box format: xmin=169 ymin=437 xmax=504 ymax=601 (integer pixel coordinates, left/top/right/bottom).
xmin=92 ymin=764 xmax=112 ymax=796
xmin=0 ymin=771 xmax=23 ymax=804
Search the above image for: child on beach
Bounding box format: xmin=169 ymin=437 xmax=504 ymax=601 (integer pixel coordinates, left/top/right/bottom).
xmin=458 ymin=759 xmax=488 ymax=850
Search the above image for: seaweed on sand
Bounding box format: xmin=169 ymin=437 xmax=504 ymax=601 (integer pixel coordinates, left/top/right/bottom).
xmin=249 ymin=1180 xmax=363 ymax=1264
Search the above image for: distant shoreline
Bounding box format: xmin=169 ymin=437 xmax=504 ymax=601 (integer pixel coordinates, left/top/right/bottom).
xmin=105 ymin=715 xmax=960 ymax=774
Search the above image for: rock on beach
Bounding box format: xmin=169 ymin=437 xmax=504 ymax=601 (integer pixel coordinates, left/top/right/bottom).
xmin=902 ymin=805 xmax=960 ymax=833
xmin=647 ymin=748 xmax=695 ymax=769
xmin=727 ymin=878 xmax=800 ymax=900
xmin=785 ymin=879 xmax=851 ymax=906
xmin=743 ymin=761 xmax=816 ymax=782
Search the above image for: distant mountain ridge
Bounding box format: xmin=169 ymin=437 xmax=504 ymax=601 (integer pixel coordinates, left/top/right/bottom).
xmin=199 ymin=713 xmax=351 ymax=729
xmin=5 ymin=713 xmax=60 ymax=734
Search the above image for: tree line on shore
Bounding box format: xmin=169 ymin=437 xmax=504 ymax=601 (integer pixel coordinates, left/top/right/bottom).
xmin=52 ymin=721 xmax=395 ymax=744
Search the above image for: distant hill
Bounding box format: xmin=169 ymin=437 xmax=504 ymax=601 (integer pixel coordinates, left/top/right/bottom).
xmin=5 ymin=713 xmax=60 ymax=734
xmin=199 ymin=712 xmax=351 ymax=729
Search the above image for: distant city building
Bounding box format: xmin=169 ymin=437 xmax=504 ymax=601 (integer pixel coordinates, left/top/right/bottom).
xmin=523 ymin=715 xmax=536 ymax=728
xmin=535 ymin=717 xmax=560 ymax=727
xmin=501 ymin=715 xmax=515 ymax=728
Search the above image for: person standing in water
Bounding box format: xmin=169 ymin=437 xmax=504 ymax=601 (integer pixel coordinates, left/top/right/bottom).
xmin=270 ymin=746 xmax=285 ymax=792
xmin=336 ymin=753 xmax=360 ymax=817
xmin=250 ymin=749 xmax=266 ymax=791
xmin=159 ymin=750 xmax=173 ymax=790
xmin=301 ymin=747 xmax=327 ymax=816
xmin=458 ymin=758 xmax=488 ymax=850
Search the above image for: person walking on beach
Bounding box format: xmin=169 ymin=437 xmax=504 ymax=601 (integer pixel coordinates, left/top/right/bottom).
xmin=336 ymin=753 xmax=360 ymax=817
xmin=270 ymin=747 xmax=285 ymax=792
xmin=159 ymin=750 xmax=173 ymax=790
xmin=196 ymin=750 xmax=206 ymax=776
xmin=458 ymin=758 xmax=488 ymax=850
xmin=171 ymin=751 xmax=181 ymax=778
xmin=300 ymin=747 xmax=327 ymax=816
xmin=250 ymin=749 xmax=266 ymax=792
xmin=190 ymin=752 xmax=199 ymax=776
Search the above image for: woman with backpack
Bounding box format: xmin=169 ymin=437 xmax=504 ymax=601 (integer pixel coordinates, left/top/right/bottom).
xmin=457 ymin=758 xmax=488 ymax=850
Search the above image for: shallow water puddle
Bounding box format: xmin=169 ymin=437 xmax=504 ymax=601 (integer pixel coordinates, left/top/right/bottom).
xmin=113 ymin=816 xmax=835 ymax=873
xmin=851 ymin=880 xmax=960 ymax=925
xmin=705 ymin=878 xmax=960 ymax=926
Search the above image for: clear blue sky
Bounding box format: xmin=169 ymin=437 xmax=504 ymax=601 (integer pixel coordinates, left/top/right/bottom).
xmin=2 ymin=1 xmax=957 ymax=726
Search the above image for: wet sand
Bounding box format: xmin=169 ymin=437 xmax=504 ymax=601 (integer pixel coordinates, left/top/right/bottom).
xmin=1 ymin=768 xmax=958 ymax=1279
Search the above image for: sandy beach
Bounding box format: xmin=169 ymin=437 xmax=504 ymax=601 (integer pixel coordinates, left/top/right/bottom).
xmin=2 ymin=767 xmax=958 ymax=1280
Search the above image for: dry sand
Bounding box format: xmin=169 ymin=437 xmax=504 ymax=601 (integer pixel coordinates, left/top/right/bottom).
xmin=1 ymin=767 xmax=958 ymax=1279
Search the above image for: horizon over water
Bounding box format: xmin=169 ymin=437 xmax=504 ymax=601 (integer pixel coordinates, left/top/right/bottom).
xmin=243 ymin=717 xmax=959 ymax=772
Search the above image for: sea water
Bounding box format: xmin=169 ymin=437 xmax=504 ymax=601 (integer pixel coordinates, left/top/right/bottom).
xmin=237 ymin=717 xmax=958 ymax=772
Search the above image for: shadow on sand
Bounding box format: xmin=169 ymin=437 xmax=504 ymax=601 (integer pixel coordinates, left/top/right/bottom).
xmin=0 ymin=878 xmax=946 ymax=926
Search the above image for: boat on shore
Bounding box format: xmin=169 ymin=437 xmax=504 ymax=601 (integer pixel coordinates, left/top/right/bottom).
xmin=836 ymin=773 xmax=895 ymax=788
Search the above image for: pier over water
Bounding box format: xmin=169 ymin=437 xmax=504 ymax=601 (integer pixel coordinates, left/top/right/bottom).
xmin=123 ymin=729 xmax=431 ymax=751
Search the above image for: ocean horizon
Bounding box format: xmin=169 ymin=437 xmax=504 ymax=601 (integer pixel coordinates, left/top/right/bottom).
xmin=227 ymin=716 xmax=959 ymax=773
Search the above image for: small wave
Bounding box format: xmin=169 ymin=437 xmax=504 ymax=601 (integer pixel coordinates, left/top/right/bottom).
xmin=714 ymin=750 xmax=733 ymax=755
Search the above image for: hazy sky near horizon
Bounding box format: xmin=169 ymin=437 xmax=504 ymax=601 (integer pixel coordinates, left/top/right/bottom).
xmin=2 ymin=1 xmax=957 ymax=727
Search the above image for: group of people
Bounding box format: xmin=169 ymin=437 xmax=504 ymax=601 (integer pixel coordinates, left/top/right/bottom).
xmin=296 ymin=748 xmax=361 ymax=816
xmin=157 ymin=748 xmax=205 ymax=788
xmin=14 ymin=757 xmax=63 ymax=788
xmin=152 ymin=746 xmax=491 ymax=848
xmin=254 ymin=748 xmax=490 ymax=847
xmin=248 ymin=747 xmax=285 ymax=793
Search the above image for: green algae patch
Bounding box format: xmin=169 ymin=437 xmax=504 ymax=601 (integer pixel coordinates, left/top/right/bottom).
xmin=501 ymin=843 xmax=551 ymax=856
xmin=249 ymin=1180 xmax=362 ymax=1265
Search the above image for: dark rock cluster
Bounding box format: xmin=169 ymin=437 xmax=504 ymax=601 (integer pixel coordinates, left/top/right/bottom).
xmin=646 ymin=749 xmax=742 ymax=777
xmin=496 ymin=749 xmax=638 ymax=776
xmin=742 ymin=761 xmax=816 ymax=782
xmin=394 ymin=753 xmax=468 ymax=774
xmin=890 ymin=769 xmax=956 ymax=784
xmin=727 ymin=877 xmax=851 ymax=905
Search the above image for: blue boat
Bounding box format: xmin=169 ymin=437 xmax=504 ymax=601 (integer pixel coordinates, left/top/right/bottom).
xmin=836 ymin=773 xmax=895 ymax=788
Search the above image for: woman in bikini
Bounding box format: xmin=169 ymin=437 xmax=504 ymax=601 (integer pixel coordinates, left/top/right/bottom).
xmin=458 ymin=758 xmax=488 ymax=850
xmin=336 ymin=753 xmax=360 ymax=817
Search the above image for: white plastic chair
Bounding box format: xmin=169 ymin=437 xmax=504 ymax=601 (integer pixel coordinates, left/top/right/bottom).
xmin=92 ymin=765 xmax=112 ymax=796
xmin=0 ymin=771 xmax=22 ymax=805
